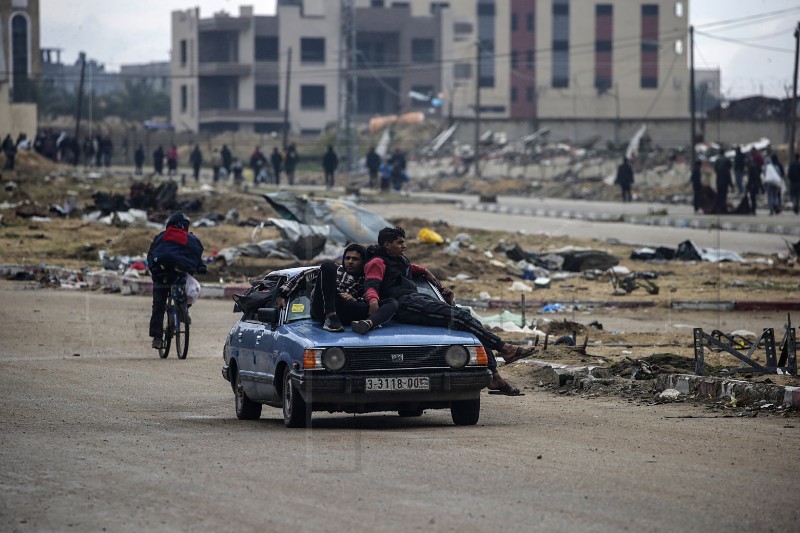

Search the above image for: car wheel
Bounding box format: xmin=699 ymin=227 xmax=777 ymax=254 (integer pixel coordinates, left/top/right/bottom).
xmin=451 ymin=398 xmax=480 ymax=426
xmin=397 ymin=407 xmax=424 ymax=417
xmin=282 ymin=371 xmax=309 ymax=428
xmin=234 ymin=367 xmax=262 ymax=420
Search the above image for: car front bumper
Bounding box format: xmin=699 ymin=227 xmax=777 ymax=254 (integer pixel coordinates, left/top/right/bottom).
xmin=292 ymin=368 xmax=492 ymax=405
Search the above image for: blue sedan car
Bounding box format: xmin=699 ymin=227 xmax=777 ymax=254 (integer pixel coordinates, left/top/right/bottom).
xmin=222 ymin=267 xmax=492 ymax=427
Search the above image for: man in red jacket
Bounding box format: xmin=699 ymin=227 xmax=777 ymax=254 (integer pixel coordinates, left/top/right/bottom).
xmin=147 ymin=212 xmax=206 ymax=349
xmin=363 ymin=226 xmax=535 ymax=396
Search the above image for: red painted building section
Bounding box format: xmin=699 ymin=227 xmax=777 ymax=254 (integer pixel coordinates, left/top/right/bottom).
xmin=510 ymin=0 xmax=536 ymax=119
xmin=595 ymin=4 xmax=613 ymax=92
xmin=640 ymin=4 xmax=659 ymax=88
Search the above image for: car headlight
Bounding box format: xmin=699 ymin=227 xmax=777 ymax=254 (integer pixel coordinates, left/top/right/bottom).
xmin=444 ymin=345 xmax=469 ymax=369
xmin=321 ymin=347 xmax=347 ymax=371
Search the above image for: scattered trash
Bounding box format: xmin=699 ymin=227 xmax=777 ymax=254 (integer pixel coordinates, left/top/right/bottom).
xmin=540 ymin=303 xmax=566 ymax=313
xmin=658 ymin=389 xmax=681 ymax=401
xmin=418 ymin=227 xmax=444 ymax=244
xmin=508 ymin=280 xmax=532 ymax=292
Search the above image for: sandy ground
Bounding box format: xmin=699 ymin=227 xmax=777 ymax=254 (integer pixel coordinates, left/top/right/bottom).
xmin=1 ymin=287 xmax=799 ymax=531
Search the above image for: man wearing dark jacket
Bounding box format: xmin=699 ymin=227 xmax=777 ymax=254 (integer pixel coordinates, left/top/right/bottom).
xmin=364 ymin=226 xmax=535 ymax=395
xmin=322 ymin=145 xmax=338 ymax=189
xmin=788 ymin=153 xmax=800 ymax=214
xmin=615 ymin=157 xmax=634 ymax=202
xmin=147 ymin=212 xmax=206 ymax=349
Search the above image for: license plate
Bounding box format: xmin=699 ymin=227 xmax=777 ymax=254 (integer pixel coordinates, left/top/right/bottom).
xmin=365 ymin=376 xmax=430 ymax=392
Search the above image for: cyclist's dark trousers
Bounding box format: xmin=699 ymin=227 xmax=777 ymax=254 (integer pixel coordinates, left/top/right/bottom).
xmin=310 ymin=262 xmax=397 ymax=326
xmin=149 ymin=271 xmax=182 ymax=338
xmin=394 ymin=292 xmax=501 ymax=371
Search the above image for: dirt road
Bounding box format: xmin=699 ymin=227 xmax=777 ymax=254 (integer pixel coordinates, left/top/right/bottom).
xmin=1 ymin=286 xmax=797 ymax=531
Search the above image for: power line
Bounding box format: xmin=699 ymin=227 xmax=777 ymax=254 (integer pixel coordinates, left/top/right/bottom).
xmin=695 ymin=30 xmax=794 ymax=54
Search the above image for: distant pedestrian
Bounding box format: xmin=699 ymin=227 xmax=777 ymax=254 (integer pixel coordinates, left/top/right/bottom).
xmin=690 ymin=160 xmax=703 ymax=214
xmin=733 ymin=145 xmax=745 ymax=194
xmin=210 ymin=149 xmax=222 ymax=183
xmin=615 ymin=156 xmax=634 ymax=202
xmin=2 ymin=134 xmax=17 ymax=170
xmin=271 ymin=147 xmax=283 ymax=185
xmin=322 ymin=145 xmax=338 ymax=189
xmin=249 ymin=146 xmax=266 ymax=184
xmin=220 ymin=144 xmax=232 ymax=175
xmin=153 ymin=145 xmax=165 ymax=176
xmin=788 ymin=153 xmax=800 ymax=214
xmin=746 ymin=153 xmax=764 ymax=215
xmin=388 ymin=148 xmax=407 ymax=192
xmin=366 ymin=146 xmax=381 ymax=188
xmin=166 ymin=145 xmax=178 ymax=176
xmin=713 ymin=148 xmax=733 ymax=214
xmin=99 ymin=134 xmax=113 ymax=167
xmin=189 ymin=144 xmax=203 ymax=182
xmin=134 ymin=144 xmax=145 ymax=175
xmin=763 ymin=153 xmax=784 ymax=215
xmin=83 ymin=136 xmax=95 ymax=167
xmin=284 ymin=143 xmax=298 ymax=185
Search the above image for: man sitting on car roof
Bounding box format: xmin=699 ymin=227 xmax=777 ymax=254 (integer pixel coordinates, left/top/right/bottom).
xmin=277 ymin=243 xmax=398 ymax=333
xmin=363 ymin=226 xmax=536 ymax=396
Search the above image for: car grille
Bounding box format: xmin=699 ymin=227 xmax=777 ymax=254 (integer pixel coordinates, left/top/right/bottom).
xmin=343 ymin=345 xmax=451 ymax=371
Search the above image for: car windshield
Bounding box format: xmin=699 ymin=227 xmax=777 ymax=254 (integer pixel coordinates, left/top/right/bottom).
xmin=286 ymin=290 xmax=312 ymax=323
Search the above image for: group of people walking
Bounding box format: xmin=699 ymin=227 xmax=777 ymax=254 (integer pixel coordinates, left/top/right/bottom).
xmin=691 ymin=146 xmax=800 ymax=215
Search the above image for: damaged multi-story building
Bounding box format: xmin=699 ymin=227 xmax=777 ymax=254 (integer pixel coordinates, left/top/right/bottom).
xmin=171 ymin=0 xmax=691 ymax=144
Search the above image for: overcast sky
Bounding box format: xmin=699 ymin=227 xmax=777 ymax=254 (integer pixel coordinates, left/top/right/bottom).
xmin=40 ymin=0 xmax=800 ymax=99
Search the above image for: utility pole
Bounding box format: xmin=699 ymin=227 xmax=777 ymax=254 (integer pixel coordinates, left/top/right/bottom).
xmin=282 ymin=47 xmax=292 ymax=149
xmin=474 ymin=41 xmax=481 ymax=179
xmin=614 ymin=83 xmax=620 ymax=146
xmin=689 ymin=26 xmax=696 ymax=164
xmin=347 ymin=0 xmax=358 ymax=175
xmin=790 ymin=22 xmax=799 ymax=165
xmin=74 ymin=52 xmax=86 ymax=144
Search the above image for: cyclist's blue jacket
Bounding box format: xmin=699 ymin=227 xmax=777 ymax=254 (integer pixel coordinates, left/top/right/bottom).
xmin=147 ymin=226 xmax=204 ymax=275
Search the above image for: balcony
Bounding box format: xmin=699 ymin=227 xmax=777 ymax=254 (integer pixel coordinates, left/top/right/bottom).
xmin=199 ymin=108 xmax=284 ymax=124
xmin=198 ymin=62 xmax=251 ymax=77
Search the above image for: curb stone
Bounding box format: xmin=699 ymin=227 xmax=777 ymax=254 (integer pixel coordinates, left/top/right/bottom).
xmin=657 ymin=373 xmax=800 ymax=408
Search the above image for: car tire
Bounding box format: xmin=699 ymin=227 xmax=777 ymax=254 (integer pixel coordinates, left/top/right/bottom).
xmin=234 ymin=367 xmax=262 ymax=420
xmin=283 ymin=371 xmax=309 ymax=428
xmin=397 ymin=407 xmax=424 ymax=417
xmin=451 ymin=398 xmax=480 ymax=426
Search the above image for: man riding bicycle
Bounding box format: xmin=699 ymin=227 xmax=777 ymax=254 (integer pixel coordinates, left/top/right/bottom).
xmin=147 ymin=211 xmax=206 ymax=349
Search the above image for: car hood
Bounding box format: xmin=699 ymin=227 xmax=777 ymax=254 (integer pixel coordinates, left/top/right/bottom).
xmin=284 ymin=320 xmax=482 ymax=348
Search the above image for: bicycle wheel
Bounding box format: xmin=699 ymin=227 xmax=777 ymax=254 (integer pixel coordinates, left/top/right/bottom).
xmin=175 ymin=303 xmax=190 ymax=360
xmin=158 ymin=303 xmax=172 ymax=358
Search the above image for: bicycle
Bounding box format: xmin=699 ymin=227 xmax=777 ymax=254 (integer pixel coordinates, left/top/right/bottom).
xmin=158 ymin=275 xmax=190 ymax=359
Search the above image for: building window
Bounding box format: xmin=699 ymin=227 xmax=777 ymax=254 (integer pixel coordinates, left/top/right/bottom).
xmin=454 ymin=22 xmax=473 ymax=34
xmin=255 ymin=36 xmax=278 ymax=61
xmin=641 ymin=4 xmax=659 ymax=89
xmin=180 ymin=39 xmax=188 ymax=66
xmin=552 ymin=0 xmax=569 ymax=89
xmin=526 ymin=50 xmax=534 ymax=69
xmin=454 ymin=62 xmax=472 ymax=79
xmin=391 ymin=2 xmax=410 ymax=8
xmin=411 ymin=39 xmax=435 ymax=63
xmin=511 ymin=13 xmax=518 ymax=31
xmin=526 ymin=13 xmax=534 ymax=31
xmin=511 ymin=50 xmax=518 ymax=70
xmin=477 ymin=0 xmax=496 ymax=88
xmin=511 ymin=87 xmax=517 ymax=102
xmin=255 ymin=85 xmax=279 ymax=110
xmin=527 ymin=86 xmax=534 ymax=102
xmin=181 ymin=85 xmax=188 ymax=112
xmin=595 ymin=4 xmax=613 ymax=91
xmin=301 ymin=85 xmax=325 ymax=108
xmin=430 ymin=2 xmax=449 ymax=14
xmin=301 ymin=38 xmax=325 ymax=63
xmin=371 ymin=0 xmax=384 ymax=6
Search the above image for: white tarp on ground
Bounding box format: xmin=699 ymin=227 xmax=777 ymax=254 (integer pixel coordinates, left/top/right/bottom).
xmin=216 ymin=218 xmax=330 ymax=265
xmin=264 ymin=192 xmax=390 ymax=244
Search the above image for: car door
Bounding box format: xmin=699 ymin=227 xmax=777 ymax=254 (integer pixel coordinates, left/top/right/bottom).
xmin=252 ymin=316 xmax=279 ymax=402
xmin=235 ymin=318 xmax=263 ymax=401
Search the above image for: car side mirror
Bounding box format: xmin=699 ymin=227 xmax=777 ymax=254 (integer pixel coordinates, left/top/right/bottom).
xmin=256 ymin=307 xmax=278 ymax=324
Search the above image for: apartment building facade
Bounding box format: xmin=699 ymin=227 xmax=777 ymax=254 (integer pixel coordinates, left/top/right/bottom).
xmin=171 ymin=1 xmax=452 ymax=134
xmin=0 ymin=0 xmax=39 ymax=135
xmin=171 ymin=0 xmax=689 ymax=135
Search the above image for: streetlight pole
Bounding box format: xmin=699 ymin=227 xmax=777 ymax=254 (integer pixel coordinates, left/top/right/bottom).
xmin=789 ymin=22 xmax=799 ymax=164
xmin=689 ymin=26 xmax=696 ymax=165
xmin=474 ymin=41 xmax=481 ymax=179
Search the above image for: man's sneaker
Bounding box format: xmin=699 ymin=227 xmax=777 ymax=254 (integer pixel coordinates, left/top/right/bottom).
xmin=323 ymin=315 xmax=344 ymax=332
xmin=151 ymin=337 xmax=163 ymax=349
xmin=351 ymin=319 xmax=372 ymax=335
